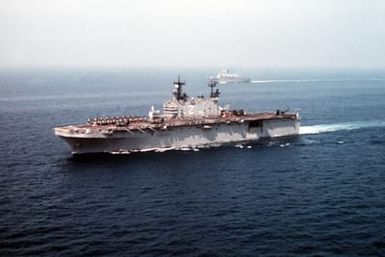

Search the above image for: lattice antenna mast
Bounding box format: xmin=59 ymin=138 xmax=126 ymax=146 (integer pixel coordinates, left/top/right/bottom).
xmin=173 ymin=76 xmax=187 ymax=101
xmin=208 ymin=80 xmax=220 ymax=98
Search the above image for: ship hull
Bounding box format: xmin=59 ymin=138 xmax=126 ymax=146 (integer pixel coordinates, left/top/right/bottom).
xmin=56 ymin=118 xmax=300 ymax=154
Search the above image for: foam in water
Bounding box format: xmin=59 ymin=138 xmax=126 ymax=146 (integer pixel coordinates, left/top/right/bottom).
xmin=249 ymin=78 xmax=385 ymax=84
xmin=300 ymin=120 xmax=385 ymax=135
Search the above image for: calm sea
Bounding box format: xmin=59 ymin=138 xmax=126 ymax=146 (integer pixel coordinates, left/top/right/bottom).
xmin=1 ymin=68 xmax=385 ymax=256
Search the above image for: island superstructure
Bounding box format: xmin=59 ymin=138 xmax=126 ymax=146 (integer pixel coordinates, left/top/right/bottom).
xmin=54 ymin=77 xmax=300 ymax=154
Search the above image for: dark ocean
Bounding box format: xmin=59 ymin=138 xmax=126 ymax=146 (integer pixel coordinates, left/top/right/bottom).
xmin=1 ymin=68 xmax=385 ymax=257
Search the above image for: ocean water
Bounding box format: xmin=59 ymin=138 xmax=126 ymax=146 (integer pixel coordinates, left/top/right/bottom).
xmin=1 ymin=68 xmax=385 ymax=256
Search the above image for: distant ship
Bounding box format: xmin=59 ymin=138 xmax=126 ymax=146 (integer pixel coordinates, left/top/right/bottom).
xmin=54 ymin=77 xmax=300 ymax=154
xmin=209 ymin=69 xmax=251 ymax=84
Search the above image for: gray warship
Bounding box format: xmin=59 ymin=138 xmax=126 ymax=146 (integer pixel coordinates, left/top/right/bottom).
xmin=54 ymin=77 xmax=300 ymax=154
xmin=209 ymin=69 xmax=251 ymax=84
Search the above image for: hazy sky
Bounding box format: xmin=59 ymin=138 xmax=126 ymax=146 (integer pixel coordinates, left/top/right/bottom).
xmin=1 ymin=0 xmax=384 ymax=68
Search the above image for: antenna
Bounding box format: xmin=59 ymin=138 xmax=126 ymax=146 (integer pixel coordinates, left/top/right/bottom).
xmin=208 ymin=80 xmax=220 ymax=98
xmin=173 ymin=76 xmax=187 ymax=101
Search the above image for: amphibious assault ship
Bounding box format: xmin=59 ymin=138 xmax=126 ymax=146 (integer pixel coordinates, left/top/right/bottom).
xmin=54 ymin=77 xmax=300 ymax=154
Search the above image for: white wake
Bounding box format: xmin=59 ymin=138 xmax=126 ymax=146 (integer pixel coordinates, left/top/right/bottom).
xmin=249 ymin=78 xmax=384 ymax=84
xmin=299 ymin=120 xmax=385 ymax=135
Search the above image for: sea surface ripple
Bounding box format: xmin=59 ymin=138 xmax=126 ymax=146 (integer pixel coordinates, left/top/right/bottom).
xmin=1 ymin=68 xmax=385 ymax=256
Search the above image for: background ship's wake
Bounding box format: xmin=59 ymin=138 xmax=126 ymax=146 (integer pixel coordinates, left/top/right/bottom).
xmin=250 ymin=78 xmax=384 ymax=84
xmin=299 ymin=120 xmax=385 ymax=135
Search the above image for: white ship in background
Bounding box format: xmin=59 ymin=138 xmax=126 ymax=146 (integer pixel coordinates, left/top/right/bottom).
xmin=209 ymin=69 xmax=251 ymax=84
xmin=54 ymin=77 xmax=300 ymax=154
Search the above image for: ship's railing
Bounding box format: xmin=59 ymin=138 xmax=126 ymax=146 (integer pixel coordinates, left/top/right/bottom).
xmin=87 ymin=115 xmax=149 ymax=127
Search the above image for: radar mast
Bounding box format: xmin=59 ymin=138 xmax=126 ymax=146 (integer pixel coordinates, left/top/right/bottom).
xmin=208 ymin=80 xmax=220 ymax=99
xmin=173 ymin=76 xmax=188 ymax=101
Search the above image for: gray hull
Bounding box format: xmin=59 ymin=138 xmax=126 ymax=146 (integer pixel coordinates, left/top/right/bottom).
xmin=56 ymin=119 xmax=300 ymax=154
